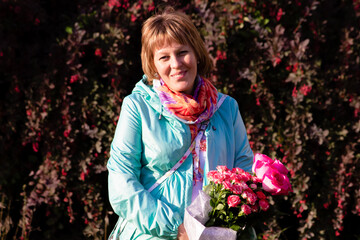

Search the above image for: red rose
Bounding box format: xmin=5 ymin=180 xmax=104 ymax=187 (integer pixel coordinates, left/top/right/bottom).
xmin=259 ymin=199 xmax=270 ymax=211
xmin=256 ymin=191 xmax=267 ymax=200
xmin=227 ymin=195 xmax=241 ymax=208
xmin=222 ymin=180 xmax=233 ymax=191
xmin=241 ymin=204 xmax=252 ymax=215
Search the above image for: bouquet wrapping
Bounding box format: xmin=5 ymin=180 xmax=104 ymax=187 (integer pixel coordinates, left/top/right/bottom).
xmin=184 ymin=190 xmax=238 ymax=240
xmin=184 ymin=153 xmax=292 ymax=240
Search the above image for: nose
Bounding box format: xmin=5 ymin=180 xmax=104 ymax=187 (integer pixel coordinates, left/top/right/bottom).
xmin=170 ymin=56 xmax=182 ymax=69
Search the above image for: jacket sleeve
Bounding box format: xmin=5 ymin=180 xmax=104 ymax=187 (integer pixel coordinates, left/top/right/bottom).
xmin=231 ymin=99 xmax=254 ymax=172
xmin=107 ymin=96 xmax=182 ymax=238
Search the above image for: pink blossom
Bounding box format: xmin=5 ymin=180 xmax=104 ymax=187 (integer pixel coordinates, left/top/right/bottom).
xmin=70 ymin=74 xmax=79 ymax=84
xmin=148 ymin=2 xmax=155 ymax=12
xmin=80 ymin=171 xmax=86 ymax=181
xmin=32 ymin=142 xmax=39 ymax=152
xmin=241 ymin=204 xmax=252 ymax=215
xmin=108 ymin=0 xmax=121 ymax=8
xmin=252 ymin=153 xmax=292 ymax=195
xmin=251 ymin=175 xmax=262 ymax=183
xmin=14 ymin=85 xmax=20 ymax=93
xmin=262 ymin=169 xmax=292 ymax=195
xmin=207 ymin=170 xmax=224 ymax=184
xmin=274 ymin=56 xmax=281 ymax=66
xmin=216 ymin=165 xmax=229 ymax=173
xmin=276 ymin=8 xmax=283 ymax=21
xmin=232 ymin=167 xmax=245 ymax=174
xmin=216 ymin=50 xmax=227 ymax=60
xmin=292 ymin=87 xmax=298 ymax=98
xmin=228 ymin=195 xmax=241 ymax=208
xmin=231 ymin=184 xmax=244 ymax=195
xmin=250 ymin=183 xmax=257 ymax=189
xmin=242 ymin=189 xmax=257 ymax=205
xmin=272 ymin=159 xmax=289 ymax=175
xmin=95 ymin=48 xmax=102 ymax=57
xmin=222 ymin=180 xmax=233 ymax=191
xmin=240 ymin=181 xmax=250 ymax=190
xmin=207 ymin=170 xmax=217 ymax=181
xmin=300 ymin=84 xmax=312 ymax=96
xmin=63 ymin=129 xmax=71 ymax=138
xmin=131 ymin=14 xmax=137 ymax=22
xmin=34 ymin=18 xmax=40 ymax=25
xmin=238 ymin=172 xmax=252 ymax=182
xmin=293 ymin=63 xmax=299 ymax=72
xmin=252 ymin=153 xmax=274 ymax=179
xmin=256 ymin=191 xmax=267 ymax=200
xmin=251 ymin=204 xmax=259 ymax=212
xmin=259 ymin=199 xmax=270 ymax=211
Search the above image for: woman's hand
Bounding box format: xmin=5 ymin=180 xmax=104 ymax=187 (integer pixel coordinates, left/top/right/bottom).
xmin=177 ymin=223 xmax=189 ymax=240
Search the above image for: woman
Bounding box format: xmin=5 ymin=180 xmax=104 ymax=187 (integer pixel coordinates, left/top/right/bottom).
xmin=107 ymin=8 xmax=253 ymax=240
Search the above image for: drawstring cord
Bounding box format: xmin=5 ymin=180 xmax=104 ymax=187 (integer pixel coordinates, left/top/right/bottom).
xmin=159 ymin=105 xmax=163 ymax=120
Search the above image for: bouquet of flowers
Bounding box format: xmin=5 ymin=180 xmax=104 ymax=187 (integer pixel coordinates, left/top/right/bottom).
xmin=184 ymin=153 xmax=292 ymax=240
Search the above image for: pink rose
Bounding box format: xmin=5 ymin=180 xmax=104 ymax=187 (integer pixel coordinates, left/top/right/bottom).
xmin=232 ymin=167 xmax=245 ymax=174
xmin=216 ymin=165 xmax=229 ymax=173
xmin=256 ymin=191 xmax=267 ymax=200
xmin=251 ymin=204 xmax=259 ymax=213
xmin=252 ymin=153 xmax=274 ymax=179
xmin=229 ymin=172 xmax=238 ymax=182
xmin=238 ymin=172 xmax=252 ymax=182
xmin=250 ymin=183 xmax=257 ymax=189
xmin=207 ymin=170 xmax=217 ymax=182
xmin=252 ymin=153 xmax=292 ymax=195
xmin=262 ymin=169 xmax=292 ymax=195
xmin=241 ymin=189 xmax=257 ymax=205
xmin=272 ymin=159 xmax=289 ymax=175
xmin=231 ymin=184 xmax=244 ymax=195
xmin=222 ymin=180 xmax=233 ymax=191
xmin=259 ymin=199 xmax=270 ymax=211
xmin=228 ymin=195 xmax=241 ymax=208
xmin=241 ymin=204 xmax=252 ymax=215
xmin=251 ymin=175 xmax=262 ymax=184
xmin=207 ymin=170 xmax=227 ymax=184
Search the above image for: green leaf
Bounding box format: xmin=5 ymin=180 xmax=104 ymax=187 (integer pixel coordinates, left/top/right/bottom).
xmin=230 ymin=224 xmax=241 ymax=232
xmin=216 ymin=203 xmax=224 ymax=210
xmin=65 ymin=26 xmax=73 ymax=34
xmin=210 ymin=198 xmax=216 ymax=207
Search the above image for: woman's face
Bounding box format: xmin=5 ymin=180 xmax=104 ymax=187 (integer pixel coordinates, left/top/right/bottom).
xmin=153 ymin=41 xmax=198 ymax=95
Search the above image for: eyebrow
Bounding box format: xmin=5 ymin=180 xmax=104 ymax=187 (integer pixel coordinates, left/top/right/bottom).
xmin=155 ymin=45 xmax=188 ymax=55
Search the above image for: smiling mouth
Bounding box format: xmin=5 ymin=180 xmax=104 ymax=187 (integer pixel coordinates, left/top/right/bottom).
xmin=171 ymin=71 xmax=187 ymax=78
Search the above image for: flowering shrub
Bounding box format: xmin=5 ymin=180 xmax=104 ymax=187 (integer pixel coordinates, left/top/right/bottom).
xmin=0 ymin=0 xmax=359 ymax=239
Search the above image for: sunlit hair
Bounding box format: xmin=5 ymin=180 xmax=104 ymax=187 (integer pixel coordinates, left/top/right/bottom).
xmin=141 ymin=7 xmax=213 ymax=84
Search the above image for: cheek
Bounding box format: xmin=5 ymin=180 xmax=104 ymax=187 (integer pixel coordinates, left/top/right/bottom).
xmin=184 ymin=55 xmax=197 ymax=68
xmin=154 ymin=62 xmax=167 ymax=75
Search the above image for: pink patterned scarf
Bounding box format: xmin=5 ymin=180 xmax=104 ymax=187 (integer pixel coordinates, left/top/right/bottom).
xmin=154 ymin=76 xmax=218 ymax=126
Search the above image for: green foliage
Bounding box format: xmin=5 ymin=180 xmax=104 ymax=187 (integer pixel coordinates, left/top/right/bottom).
xmin=0 ymin=0 xmax=359 ymax=239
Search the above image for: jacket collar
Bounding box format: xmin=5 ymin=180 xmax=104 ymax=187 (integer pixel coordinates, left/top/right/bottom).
xmin=132 ymin=75 xmax=173 ymax=119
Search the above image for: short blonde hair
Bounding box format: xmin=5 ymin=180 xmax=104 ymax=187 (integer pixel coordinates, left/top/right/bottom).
xmin=141 ymin=8 xmax=213 ymax=84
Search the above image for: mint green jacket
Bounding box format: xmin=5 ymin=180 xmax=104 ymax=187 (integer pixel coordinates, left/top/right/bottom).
xmin=107 ymin=76 xmax=253 ymax=239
